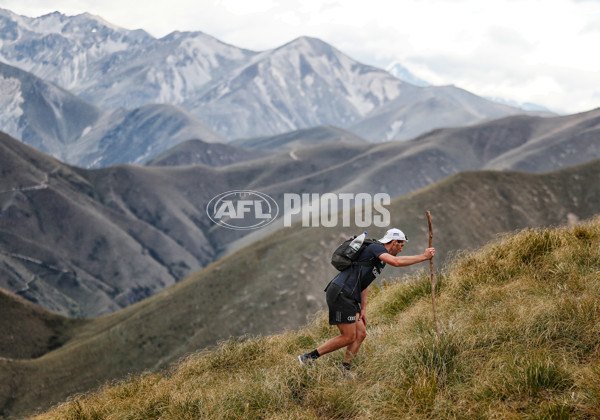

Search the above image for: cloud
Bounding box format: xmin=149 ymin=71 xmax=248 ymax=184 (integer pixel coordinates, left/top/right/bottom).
xmin=582 ymin=20 xmax=600 ymax=34
xmin=486 ymin=26 xmax=535 ymax=52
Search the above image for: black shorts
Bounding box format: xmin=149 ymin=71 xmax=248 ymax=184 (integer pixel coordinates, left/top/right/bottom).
xmin=326 ymin=283 xmax=360 ymax=325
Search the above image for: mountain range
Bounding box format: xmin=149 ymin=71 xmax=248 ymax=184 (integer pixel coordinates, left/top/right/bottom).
xmin=0 ymin=60 xmax=224 ymax=168
xmin=0 ymin=8 xmax=551 ymax=158
xmin=146 ymin=138 xmax=265 ymax=167
xmin=1 ymin=107 xmax=598 ymax=317
xmin=230 ymin=125 xmax=367 ymax=151
xmin=1 ymin=159 xmax=598 ymax=418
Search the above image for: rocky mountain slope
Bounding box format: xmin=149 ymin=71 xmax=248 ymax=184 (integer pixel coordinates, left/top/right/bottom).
xmin=146 ymin=138 xmax=265 ymax=167
xmin=350 ymin=84 xmax=541 ymax=141
xmin=0 ymin=9 xmax=547 ymax=143
xmin=0 ymin=61 xmax=224 ymax=167
xmin=1 ymin=108 xmax=598 ymax=317
xmin=231 ymin=125 xmax=367 ymax=151
xmin=0 ymin=61 xmax=102 ymax=159
xmin=0 ymin=161 xmax=598 ymax=418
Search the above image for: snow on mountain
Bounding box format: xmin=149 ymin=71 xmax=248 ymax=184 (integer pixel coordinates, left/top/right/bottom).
xmin=386 ymin=61 xmax=430 ymax=87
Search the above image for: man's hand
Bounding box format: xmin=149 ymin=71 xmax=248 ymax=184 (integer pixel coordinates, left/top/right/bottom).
xmin=359 ymin=309 xmax=367 ymax=327
xmin=424 ymin=247 xmax=435 ymax=260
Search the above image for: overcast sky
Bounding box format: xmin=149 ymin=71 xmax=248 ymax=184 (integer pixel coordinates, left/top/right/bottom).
xmin=1 ymin=0 xmax=599 ymax=114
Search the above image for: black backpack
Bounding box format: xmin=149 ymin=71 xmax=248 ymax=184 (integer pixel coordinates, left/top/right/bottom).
xmin=331 ymin=236 xmax=380 ymax=271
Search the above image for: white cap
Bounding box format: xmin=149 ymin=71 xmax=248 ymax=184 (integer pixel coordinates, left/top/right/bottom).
xmin=378 ymin=228 xmax=407 ymax=243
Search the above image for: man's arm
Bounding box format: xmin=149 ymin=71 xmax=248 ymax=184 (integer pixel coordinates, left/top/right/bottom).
xmin=378 ymin=248 xmax=435 ymax=267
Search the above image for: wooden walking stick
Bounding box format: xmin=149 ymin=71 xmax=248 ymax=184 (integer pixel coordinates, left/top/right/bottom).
xmin=427 ymin=211 xmax=441 ymax=338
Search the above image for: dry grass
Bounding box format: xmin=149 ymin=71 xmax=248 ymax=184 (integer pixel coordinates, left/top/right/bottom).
xmin=35 ymin=216 xmax=600 ymax=419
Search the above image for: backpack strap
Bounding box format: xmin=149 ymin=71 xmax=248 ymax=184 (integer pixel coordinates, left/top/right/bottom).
xmin=347 ymin=256 xmax=380 ymax=295
xmin=352 ymin=260 xmax=377 ymax=266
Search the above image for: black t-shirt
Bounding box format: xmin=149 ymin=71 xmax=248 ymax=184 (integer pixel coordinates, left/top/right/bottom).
xmin=331 ymin=243 xmax=387 ymax=303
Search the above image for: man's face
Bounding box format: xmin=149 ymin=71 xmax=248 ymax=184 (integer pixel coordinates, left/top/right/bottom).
xmin=390 ymin=240 xmax=405 ymax=255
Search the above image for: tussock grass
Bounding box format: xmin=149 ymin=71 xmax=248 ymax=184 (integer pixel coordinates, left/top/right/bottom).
xmin=35 ymin=216 xmax=600 ymax=419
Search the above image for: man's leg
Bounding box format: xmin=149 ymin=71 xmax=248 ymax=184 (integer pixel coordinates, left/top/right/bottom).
xmin=343 ymin=315 xmax=367 ymax=364
xmin=315 ymin=321 xmax=357 ymax=356
xmin=298 ymin=290 xmax=360 ymax=365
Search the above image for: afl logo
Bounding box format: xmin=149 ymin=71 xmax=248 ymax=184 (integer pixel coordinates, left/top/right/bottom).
xmin=206 ymin=190 xmax=279 ymax=230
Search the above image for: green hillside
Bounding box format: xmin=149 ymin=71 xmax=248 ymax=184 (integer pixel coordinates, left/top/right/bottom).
xmin=35 ymin=216 xmax=600 ymax=419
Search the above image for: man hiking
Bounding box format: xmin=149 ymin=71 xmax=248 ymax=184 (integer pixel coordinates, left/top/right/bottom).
xmin=298 ymin=228 xmax=435 ymax=370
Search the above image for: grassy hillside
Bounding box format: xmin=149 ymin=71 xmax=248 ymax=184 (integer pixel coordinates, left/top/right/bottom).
xmin=35 ymin=216 xmax=600 ymax=419
xmin=0 ymin=289 xmax=84 ymax=360
xmin=1 ymin=160 xmax=598 ymax=418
